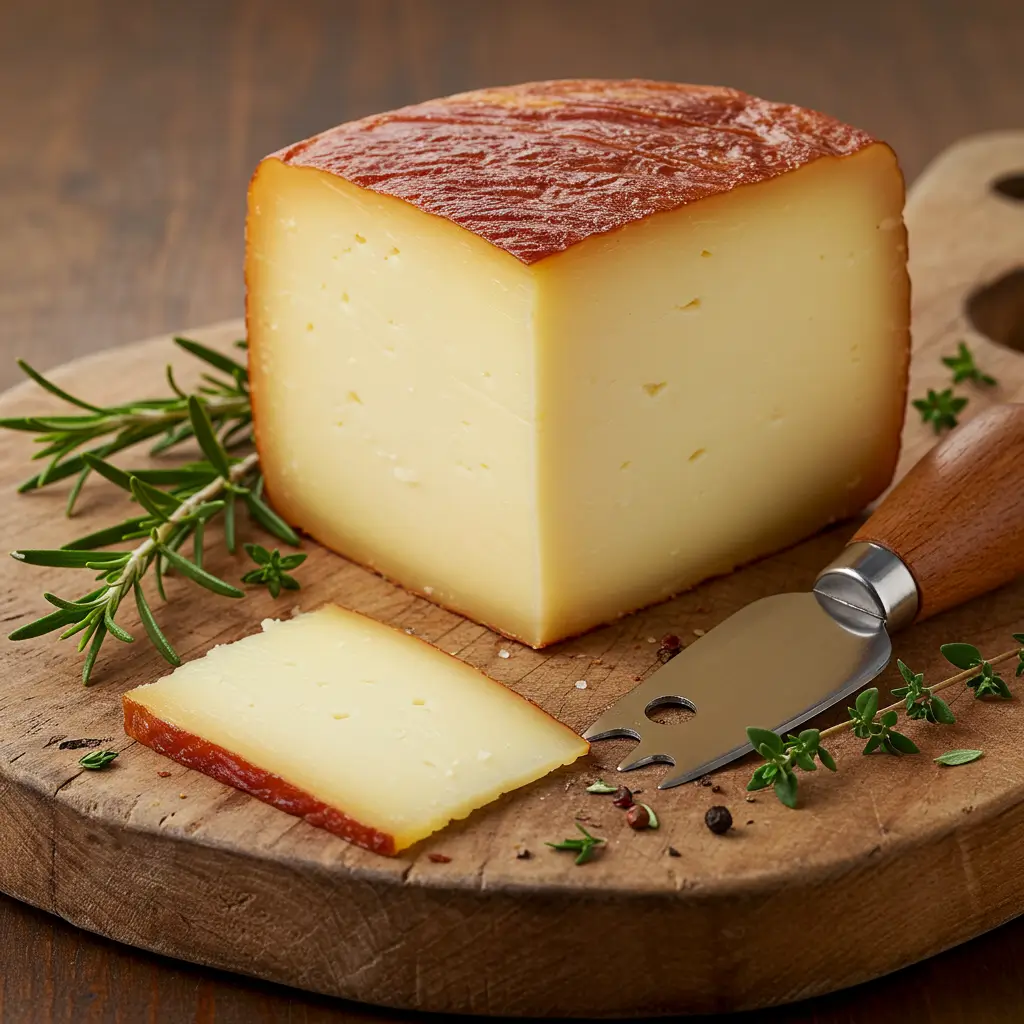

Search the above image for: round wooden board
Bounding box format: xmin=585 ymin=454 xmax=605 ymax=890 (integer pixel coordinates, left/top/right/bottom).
xmin=1 ymin=134 xmax=1024 ymax=1019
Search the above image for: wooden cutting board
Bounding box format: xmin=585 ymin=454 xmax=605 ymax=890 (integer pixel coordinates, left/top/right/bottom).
xmin=1 ymin=133 xmax=1023 ymax=1019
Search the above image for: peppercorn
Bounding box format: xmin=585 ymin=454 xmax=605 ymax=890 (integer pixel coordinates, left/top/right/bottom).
xmin=612 ymin=785 xmax=634 ymax=809
xmin=626 ymin=804 xmax=651 ymax=830
xmin=704 ymin=805 xmax=733 ymax=835
xmin=657 ymin=633 xmax=683 ymax=662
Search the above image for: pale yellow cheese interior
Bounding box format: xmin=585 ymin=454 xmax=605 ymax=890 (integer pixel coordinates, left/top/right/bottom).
xmin=127 ymin=605 xmax=587 ymax=851
xmin=247 ymin=145 xmax=908 ymax=646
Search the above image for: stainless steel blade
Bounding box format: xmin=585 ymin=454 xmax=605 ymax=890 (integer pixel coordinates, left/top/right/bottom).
xmin=583 ymin=590 xmax=892 ymax=788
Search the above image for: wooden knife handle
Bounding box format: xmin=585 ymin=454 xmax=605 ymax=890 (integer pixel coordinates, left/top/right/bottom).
xmin=854 ymin=403 xmax=1024 ymax=622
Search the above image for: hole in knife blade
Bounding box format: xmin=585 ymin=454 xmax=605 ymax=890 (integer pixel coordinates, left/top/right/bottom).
xmin=644 ymin=695 xmax=696 ymax=726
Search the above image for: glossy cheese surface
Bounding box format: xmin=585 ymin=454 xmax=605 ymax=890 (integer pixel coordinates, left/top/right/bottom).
xmin=123 ymin=606 xmax=587 ymax=853
xmin=275 ymin=79 xmax=875 ymax=264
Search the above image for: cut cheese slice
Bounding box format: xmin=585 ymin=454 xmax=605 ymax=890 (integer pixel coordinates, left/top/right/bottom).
xmin=246 ymin=79 xmax=910 ymax=647
xmin=123 ymin=605 xmax=587 ymax=854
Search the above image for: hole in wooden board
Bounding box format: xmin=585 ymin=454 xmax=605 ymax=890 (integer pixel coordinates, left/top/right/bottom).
xmin=992 ymin=173 xmax=1024 ymax=200
xmin=645 ymin=695 xmax=696 ymax=726
xmin=965 ymin=267 xmax=1024 ymax=353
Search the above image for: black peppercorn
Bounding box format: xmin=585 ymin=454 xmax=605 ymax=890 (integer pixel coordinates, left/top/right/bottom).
xmin=704 ymin=805 xmax=733 ymax=835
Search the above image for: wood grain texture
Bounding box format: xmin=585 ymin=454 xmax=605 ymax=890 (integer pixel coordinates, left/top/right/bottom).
xmin=2 ymin=1 xmax=1024 ymax=1021
xmin=856 ymin=403 xmax=1024 ymax=619
xmin=0 ymin=135 xmax=1023 ymax=1018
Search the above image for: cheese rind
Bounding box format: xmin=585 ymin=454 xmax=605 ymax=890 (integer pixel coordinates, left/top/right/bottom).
xmin=247 ymin=80 xmax=909 ymax=648
xmin=123 ymin=606 xmax=587 ymax=853
xmin=275 ymin=79 xmax=875 ymax=265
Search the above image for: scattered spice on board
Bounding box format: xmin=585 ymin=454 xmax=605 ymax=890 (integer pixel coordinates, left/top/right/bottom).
xmin=627 ymin=804 xmax=659 ymax=831
xmin=428 ymin=853 xmax=452 ymax=864
xmin=668 ymin=846 xmax=682 ymax=858
xmin=612 ymin=786 xmax=634 ymax=809
xmin=704 ymin=806 xmax=733 ymax=835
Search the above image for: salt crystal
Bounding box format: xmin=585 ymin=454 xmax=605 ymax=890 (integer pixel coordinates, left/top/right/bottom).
xmin=693 ymin=628 xmax=706 ymax=637
xmin=647 ymin=636 xmax=658 ymax=644
xmin=575 ymin=680 xmax=588 ymax=690
xmin=498 ymin=649 xmax=510 ymax=659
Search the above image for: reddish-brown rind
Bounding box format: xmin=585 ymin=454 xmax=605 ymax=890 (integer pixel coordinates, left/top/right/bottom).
xmin=272 ymin=78 xmax=878 ymax=264
xmin=123 ymin=696 xmax=397 ymax=856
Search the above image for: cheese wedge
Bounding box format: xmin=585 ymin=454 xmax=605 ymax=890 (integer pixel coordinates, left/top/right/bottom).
xmin=123 ymin=605 xmax=587 ymax=854
xmin=246 ymin=79 xmax=910 ymax=647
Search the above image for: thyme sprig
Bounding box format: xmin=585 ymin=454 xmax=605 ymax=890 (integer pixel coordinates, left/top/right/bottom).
xmin=912 ymin=388 xmax=968 ymax=434
xmin=891 ymin=659 xmax=956 ymax=723
xmin=941 ymin=341 xmax=996 ymax=387
xmin=745 ymin=728 xmax=837 ymax=809
xmin=0 ymin=338 xmax=251 ymax=513
xmin=241 ymin=543 xmax=307 ymax=598
xmin=4 ymin=342 xmax=304 ymax=684
xmin=912 ymin=342 xmax=997 ymax=434
xmin=746 ymin=638 xmax=1023 ymax=808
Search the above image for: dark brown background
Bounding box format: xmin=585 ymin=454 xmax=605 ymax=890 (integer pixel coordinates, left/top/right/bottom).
xmin=1 ymin=0 xmax=1022 ymax=1020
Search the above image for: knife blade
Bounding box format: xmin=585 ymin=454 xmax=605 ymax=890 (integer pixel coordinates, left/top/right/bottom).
xmin=584 ymin=403 xmax=1024 ymax=789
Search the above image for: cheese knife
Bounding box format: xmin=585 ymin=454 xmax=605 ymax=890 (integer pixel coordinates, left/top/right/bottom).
xmin=584 ymin=403 xmax=1024 ymax=789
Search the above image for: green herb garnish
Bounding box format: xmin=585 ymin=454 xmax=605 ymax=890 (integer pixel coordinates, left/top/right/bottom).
xmin=79 ymin=749 xmax=119 ymax=770
xmin=912 ymin=388 xmax=968 ymax=433
xmin=585 ymin=779 xmax=618 ymax=794
xmin=546 ymin=822 xmax=605 ymax=865
xmin=941 ymin=342 xmax=996 ymax=387
xmin=745 ymin=727 xmax=837 ymax=809
xmin=241 ymin=544 xmax=307 ymax=598
xmin=746 ymin=633 xmax=1024 ymax=807
xmin=934 ymin=749 xmax=983 ymax=766
xmin=848 ymin=687 xmax=919 ymax=755
xmin=941 ymin=643 xmax=1011 ymax=699
xmin=892 ymin=659 xmax=955 ymax=723
xmin=3 ymin=339 xmax=303 ymax=684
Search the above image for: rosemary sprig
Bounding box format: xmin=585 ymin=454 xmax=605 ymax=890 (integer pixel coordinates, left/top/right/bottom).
xmin=0 ymin=338 xmax=251 ymax=512
xmin=5 ymin=349 xmax=304 ymax=684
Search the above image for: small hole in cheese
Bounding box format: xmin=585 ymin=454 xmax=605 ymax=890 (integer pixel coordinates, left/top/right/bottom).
xmin=688 ymin=448 xmax=706 ymax=462
xmin=412 ymin=698 xmax=426 ymax=706
xmin=643 ymin=382 xmax=667 ymax=397
xmin=675 ymin=298 xmax=701 ymax=311
xmin=306 ymin=322 xmax=314 ymax=332
xmin=700 ymin=249 xmax=712 ymax=257
xmin=354 ymin=233 xmax=366 ymax=244
xmin=333 ymin=712 xmax=350 ymax=720
xmin=347 ymin=391 xmax=362 ymax=404
xmin=620 ymin=460 xmax=631 ymax=470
